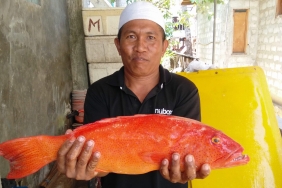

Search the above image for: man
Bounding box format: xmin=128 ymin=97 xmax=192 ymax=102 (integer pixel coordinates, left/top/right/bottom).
xmin=57 ymin=1 xmax=211 ymax=187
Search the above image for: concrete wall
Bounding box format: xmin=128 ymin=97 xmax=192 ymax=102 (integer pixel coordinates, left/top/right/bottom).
xmin=196 ymin=10 xmax=214 ymax=64
xmin=256 ymin=0 xmax=282 ymax=101
xmin=197 ymin=0 xmax=260 ymax=68
xmin=0 ymin=0 xmax=73 ymax=186
xmin=68 ymin=0 xmax=89 ymax=90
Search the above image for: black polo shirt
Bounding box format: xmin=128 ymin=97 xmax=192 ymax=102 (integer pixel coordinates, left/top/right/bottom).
xmin=84 ymin=65 xmax=201 ymax=188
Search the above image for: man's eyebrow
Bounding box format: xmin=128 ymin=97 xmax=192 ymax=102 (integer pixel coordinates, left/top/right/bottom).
xmin=123 ymin=30 xmax=136 ymax=34
xmin=146 ymin=31 xmax=157 ymax=35
xmin=123 ymin=30 xmax=158 ymax=35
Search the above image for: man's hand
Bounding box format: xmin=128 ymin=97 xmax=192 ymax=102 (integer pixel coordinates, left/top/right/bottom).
xmin=160 ymin=153 xmax=211 ymax=184
xmin=56 ymin=129 xmax=107 ymax=180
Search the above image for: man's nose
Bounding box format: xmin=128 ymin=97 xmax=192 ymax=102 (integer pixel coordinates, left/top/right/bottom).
xmin=134 ymin=38 xmax=147 ymax=52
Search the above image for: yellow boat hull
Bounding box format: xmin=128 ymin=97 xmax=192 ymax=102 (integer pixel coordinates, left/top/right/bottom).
xmin=179 ymin=66 xmax=282 ymax=188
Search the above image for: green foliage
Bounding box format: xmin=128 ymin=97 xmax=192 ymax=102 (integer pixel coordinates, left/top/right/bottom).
xmin=149 ymin=0 xmax=191 ymax=61
xmin=151 ymin=1 xmax=192 ymax=40
xmin=177 ymin=11 xmax=191 ymax=28
xmin=190 ymin=0 xmax=225 ymax=18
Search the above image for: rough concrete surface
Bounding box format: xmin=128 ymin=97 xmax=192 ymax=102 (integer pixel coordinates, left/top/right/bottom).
xmin=0 ymin=0 xmax=73 ymax=187
xmin=67 ymin=0 xmax=89 ymax=90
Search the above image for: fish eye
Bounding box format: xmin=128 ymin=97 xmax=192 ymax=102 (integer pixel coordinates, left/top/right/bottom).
xmin=212 ymin=137 xmax=220 ymax=144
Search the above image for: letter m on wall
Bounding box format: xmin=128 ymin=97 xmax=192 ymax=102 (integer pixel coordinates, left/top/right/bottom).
xmin=84 ymin=16 xmax=104 ymax=36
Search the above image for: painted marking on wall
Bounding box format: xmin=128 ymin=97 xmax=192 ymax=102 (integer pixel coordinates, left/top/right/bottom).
xmin=88 ymin=18 xmax=100 ymax=32
xmin=85 ymin=16 xmax=103 ymax=35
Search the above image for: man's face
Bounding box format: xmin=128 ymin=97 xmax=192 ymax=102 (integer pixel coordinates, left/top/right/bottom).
xmin=114 ymin=19 xmax=168 ymax=77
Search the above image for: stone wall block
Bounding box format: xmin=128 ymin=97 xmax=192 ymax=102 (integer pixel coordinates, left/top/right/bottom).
xmin=269 ymin=36 xmax=274 ymax=43
xmin=82 ymin=8 xmax=123 ymax=36
xmin=88 ymin=62 xmax=123 ymax=83
xmin=274 ymin=55 xmax=280 ymax=61
xmin=271 ymin=46 xmax=277 ymax=52
xmin=268 ymin=54 xmax=274 ymax=60
xmin=85 ymin=36 xmax=122 ymax=63
xmin=278 ymin=72 xmax=282 ymax=79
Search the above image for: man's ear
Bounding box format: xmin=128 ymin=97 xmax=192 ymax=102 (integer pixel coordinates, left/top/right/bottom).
xmin=114 ymin=38 xmax=121 ymax=55
xmin=162 ymin=40 xmax=169 ymax=55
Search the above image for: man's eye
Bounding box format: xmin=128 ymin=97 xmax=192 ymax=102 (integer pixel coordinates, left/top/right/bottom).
xmin=127 ymin=35 xmax=135 ymax=39
xmin=148 ymin=36 xmax=155 ymax=40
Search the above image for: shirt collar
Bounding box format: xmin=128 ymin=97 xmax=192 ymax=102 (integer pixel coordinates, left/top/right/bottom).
xmin=106 ymin=65 xmax=172 ymax=88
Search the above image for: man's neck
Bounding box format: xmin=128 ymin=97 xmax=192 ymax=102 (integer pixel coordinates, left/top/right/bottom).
xmin=124 ymin=71 xmax=160 ymax=103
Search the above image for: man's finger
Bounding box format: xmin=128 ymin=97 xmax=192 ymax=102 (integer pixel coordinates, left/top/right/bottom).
xmin=57 ymin=137 xmax=75 ymax=173
xmin=169 ymin=153 xmax=181 ymax=183
xmin=75 ymin=140 xmax=95 ymax=179
xmin=64 ymin=136 xmax=86 ymax=178
xmin=196 ymin=164 xmax=210 ymax=179
xmin=65 ymin=129 xmax=73 ymax=135
xmin=87 ymin=151 xmax=100 ymax=172
xmin=84 ymin=151 xmax=101 ymax=180
xmin=160 ymin=159 xmax=170 ymax=180
xmin=182 ymin=155 xmax=196 ymax=181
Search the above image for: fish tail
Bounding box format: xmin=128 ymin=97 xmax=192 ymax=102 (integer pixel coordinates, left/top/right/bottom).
xmin=0 ymin=135 xmax=67 ymax=179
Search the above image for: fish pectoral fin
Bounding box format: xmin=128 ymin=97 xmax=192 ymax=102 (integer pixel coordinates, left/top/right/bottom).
xmin=139 ymin=152 xmax=165 ymax=164
xmin=95 ymin=168 xmax=109 ymax=173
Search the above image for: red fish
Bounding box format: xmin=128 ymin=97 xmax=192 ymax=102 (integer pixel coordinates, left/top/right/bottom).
xmin=0 ymin=114 xmax=249 ymax=179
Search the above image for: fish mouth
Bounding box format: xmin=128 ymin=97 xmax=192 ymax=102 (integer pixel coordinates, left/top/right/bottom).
xmin=228 ymin=152 xmax=249 ymax=164
xmin=213 ymin=148 xmax=250 ymax=169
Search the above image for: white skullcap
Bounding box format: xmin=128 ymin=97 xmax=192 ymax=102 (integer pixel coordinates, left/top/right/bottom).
xmin=118 ymin=1 xmax=165 ymax=31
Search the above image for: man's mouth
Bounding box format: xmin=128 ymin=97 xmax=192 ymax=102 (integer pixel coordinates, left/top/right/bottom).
xmin=132 ymin=56 xmax=148 ymax=62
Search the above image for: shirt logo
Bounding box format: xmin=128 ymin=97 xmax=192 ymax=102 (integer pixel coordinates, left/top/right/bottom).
xmin=155 ymin=108 xmax=173 ymax=115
